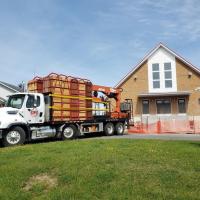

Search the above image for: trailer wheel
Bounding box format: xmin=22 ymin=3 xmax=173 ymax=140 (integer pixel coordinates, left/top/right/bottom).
xmin=115 ymin=123 xmax=125 ymax=135
xmin=3 ymin=126 xmax=26 ymax=147
xmin=62 ymin=125 xmax=77 ymax=140
xmin=104 ymin=123 xmax=114 ymax=136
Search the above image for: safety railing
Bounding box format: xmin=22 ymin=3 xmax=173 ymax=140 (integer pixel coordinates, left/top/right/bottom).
xmin=129 ymin=115 xmax=200 ymax=134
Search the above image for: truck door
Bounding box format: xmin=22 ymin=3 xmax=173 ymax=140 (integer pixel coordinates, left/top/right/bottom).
xmin=23 ymin=94 xmax=44 ymax=124
xmin=22 ymin=94 xmax=36 ymax=124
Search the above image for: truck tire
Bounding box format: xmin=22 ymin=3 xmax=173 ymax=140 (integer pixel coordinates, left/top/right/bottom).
xmin=115 ymin=122 xmax=125 ymax=135
xmin=2 ymin=126 xmax=26 ymax=147
xmin=62 ymin=125 xmax=77 ymax=140
xmin=104 ymin=122 xmax=114 ymax=136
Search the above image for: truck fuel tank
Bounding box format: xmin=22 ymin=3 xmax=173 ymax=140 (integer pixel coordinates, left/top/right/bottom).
xmin=31 ymin=126 xmax=56 ymax=139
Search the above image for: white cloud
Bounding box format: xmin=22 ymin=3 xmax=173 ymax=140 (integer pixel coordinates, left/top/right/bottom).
xmin=109 ymin=0 xmax=200 ymax=41
xmin=0 ymin=0 xmax=199 ymax=86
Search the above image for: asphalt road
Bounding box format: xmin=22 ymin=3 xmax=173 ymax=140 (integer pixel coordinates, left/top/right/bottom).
xmin=84 ymin=133 xmax=200 ymax=141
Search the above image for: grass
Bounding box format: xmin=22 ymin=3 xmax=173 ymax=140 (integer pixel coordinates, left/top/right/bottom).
xmin=0 ymin=139 xmax=200 ymax=200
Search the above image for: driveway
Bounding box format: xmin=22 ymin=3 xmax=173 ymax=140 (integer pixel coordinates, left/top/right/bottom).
xmin=85 ymin=133 xmax=200 ymax=141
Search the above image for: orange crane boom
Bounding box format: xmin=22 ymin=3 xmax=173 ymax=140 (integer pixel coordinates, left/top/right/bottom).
xmin=92 ymin=85 xmax=121 ymax=112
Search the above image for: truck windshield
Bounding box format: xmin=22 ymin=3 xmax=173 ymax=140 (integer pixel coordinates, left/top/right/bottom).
xmin=6 ymin=95 xmax=25 ymax=109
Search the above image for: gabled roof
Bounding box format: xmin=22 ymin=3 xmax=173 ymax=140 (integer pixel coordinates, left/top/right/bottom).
xmin=0 ymin=81 xmax=22 ymax=92
xmin=115 ymin=42 xmax=200 ymax=88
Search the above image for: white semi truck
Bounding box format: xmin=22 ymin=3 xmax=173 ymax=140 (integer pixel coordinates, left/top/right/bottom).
xmin=0 ymin=86 xmax=131 ymax=147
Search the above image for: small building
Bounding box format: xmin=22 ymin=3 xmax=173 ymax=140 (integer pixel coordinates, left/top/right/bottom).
xmin=0 ymin=81 xmax=22 ymax=107
xmin=116 ymin=43 xmax=200 ymax=121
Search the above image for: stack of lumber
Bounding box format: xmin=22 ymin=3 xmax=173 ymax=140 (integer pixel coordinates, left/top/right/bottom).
xmin=28 ymin=73 xmax=93 ymax=121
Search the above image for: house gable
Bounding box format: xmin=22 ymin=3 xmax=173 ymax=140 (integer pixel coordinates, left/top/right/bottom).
xmin=116 ymin=43 xmax=200 ymax=89
xmin=148 ymin=46 xmax=177 ymax=93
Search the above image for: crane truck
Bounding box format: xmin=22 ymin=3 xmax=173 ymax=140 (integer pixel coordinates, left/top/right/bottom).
xmin=0 ymin=73 xmax=132 ymax=147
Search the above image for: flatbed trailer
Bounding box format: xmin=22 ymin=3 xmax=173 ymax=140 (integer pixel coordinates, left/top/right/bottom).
xmin=0 ymin=73 xmax=132 ymax=147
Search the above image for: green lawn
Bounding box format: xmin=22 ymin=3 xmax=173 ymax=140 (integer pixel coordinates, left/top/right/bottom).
xmin=0 ymin=139 xmax=200 ymax=200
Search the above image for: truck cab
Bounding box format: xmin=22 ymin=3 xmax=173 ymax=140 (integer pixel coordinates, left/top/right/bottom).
xmin=6 ymin=93 xmax=45 ymax=124
xmin=0 ymin=93 xmax=47 ymax=146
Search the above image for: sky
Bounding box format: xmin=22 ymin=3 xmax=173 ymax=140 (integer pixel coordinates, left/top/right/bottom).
xmin=0 ymin=0 xmax=200 ymax=87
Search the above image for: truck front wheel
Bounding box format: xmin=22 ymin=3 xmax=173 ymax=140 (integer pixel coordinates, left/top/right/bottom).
xmin=3 ymin=126 xmax=26 ymax=147
xmin=62 ymin=125 xmax=77 ymax=140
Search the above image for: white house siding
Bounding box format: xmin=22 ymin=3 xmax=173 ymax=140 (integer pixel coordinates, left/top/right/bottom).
xmin=148 ymin=47 xmax=177 ymax=93
xmin=0 ymin=86 xmax=16 ymax=102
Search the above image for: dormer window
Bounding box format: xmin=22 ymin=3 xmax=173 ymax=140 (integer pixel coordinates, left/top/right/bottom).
xmin=152 ymin=63 xmax=160 ymax=89
xmin=164 ymin=62 xmax=172 ymax=88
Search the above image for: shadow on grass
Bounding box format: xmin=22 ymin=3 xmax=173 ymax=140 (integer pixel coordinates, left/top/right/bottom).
xmin=1 ymin=132 xmax=124 ymax=147
xmin=26 ymin=132 xmax=106 ymax=145
xmin=79 ymin=132 xmax=105 ymax=139
xmin=188 ymin=142 xmax=200 ymax=148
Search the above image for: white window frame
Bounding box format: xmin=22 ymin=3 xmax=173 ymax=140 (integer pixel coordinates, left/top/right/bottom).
xmin=152 ymin=63 xmax=160 ymax=89
xmin=164 ymin=62 xmax=173 ymax=88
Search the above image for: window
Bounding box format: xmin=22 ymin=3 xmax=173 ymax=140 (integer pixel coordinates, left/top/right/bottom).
xmin=142 ymin=100 xmax=149 ymax=114
xmin=156 ymin=99 xmax=171 ymax=114
xmin=164 ymin=62 xmax=172 ymax=88
xmin=178 ymin=99 xmax=186 ymax=113
xmin=152 ymin=63 xmax=160 ymax=89
xmin=36 ymin=96 xmax=40 ymax=107
xmin=26 ymin=95 xmax=40 ymax=108
xmin=6 ymin=95 xmax=25 ymax=109
xmin=26 ymin=95 xmax=35 ymax=108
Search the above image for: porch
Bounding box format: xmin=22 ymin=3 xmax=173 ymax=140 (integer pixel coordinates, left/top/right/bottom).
xmin=137 ymin=91 xmax=190 ymax=116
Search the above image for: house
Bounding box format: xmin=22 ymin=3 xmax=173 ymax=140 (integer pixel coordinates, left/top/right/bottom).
xmin=116 ymin=43 xmax=200 ymax=121
xmin=0 ymin=81 xmax=22 ymax=106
